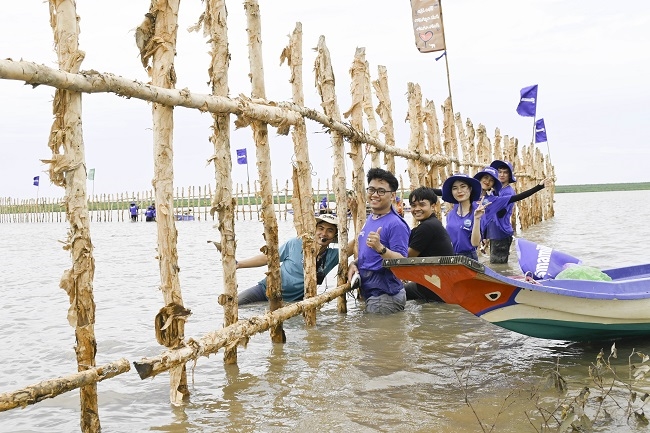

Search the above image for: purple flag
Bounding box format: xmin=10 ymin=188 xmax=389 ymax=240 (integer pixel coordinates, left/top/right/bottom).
xmin=516 ymin=84 xmax=538 ymax=117
xmin=515 ymin=238 xmax=582 ymax=280
xmin=236 ymin=148 xmax=247 ymax=165
xmin=33 ymin=176 xmax=40 ymax=186
xmin=535 ymin=118 xmax=547 ymax=143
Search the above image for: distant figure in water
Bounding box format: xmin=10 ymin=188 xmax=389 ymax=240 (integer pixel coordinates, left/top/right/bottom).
xmin=145 ymin=203 xmax=156 ymax=222
xmin=129 ymin=202 xmax=139 ymax=222
xmin=394 ymin=196 xmax=404 ymax=217
xmin=319 ymin=196 xmax=332 ymax=214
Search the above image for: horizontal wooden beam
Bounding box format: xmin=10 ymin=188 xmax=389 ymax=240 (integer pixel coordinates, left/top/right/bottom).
xmin=0 ymin=358 xmax=131 ymax=412
xmin=133 ymin=284 xmax=352 ymax=380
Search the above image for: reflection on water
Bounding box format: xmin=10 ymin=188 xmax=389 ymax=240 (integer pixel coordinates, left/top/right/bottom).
xmin=1 ymin=191 xmax=650 ymax=432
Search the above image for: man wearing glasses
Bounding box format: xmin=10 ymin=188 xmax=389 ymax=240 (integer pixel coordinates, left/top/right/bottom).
xmin=348 ymin=168 xmax=410 ymax=314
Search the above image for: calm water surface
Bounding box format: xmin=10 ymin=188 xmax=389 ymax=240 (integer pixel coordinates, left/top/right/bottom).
xmin=1 ymin=191 xmax=650 ymax=432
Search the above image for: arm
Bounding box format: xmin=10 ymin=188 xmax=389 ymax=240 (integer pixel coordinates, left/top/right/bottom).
xmin=471 ymin=203 xmax=487 ymax=247
xmin=507 ymin=178 xmax=553 ymax=204
xmin=235 ymin=253 xmax=268 ymax=270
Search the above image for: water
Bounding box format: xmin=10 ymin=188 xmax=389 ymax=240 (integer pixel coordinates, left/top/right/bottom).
xmin=1 ymin=191 xmax=650 ymax=432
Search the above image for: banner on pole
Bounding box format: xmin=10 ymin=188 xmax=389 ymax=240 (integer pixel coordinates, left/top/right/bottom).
xmin=88 ymin=168 xmax=95 ymax=181
xmin=236 ymin=148 xmax=248 ymax=165
xmin=410 ymin=0 xmax=446 ymax=53
xmin=516 ymin=84 xmax=538 ymax=117
xmin=535 ymin=119 xmax=548 ymax=143
xmin=33 ymin=176 xmax=40 ymax=186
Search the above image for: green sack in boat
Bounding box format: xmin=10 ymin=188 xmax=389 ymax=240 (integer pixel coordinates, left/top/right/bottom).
xmin=555 ymin=265 xmax=612 ymax=281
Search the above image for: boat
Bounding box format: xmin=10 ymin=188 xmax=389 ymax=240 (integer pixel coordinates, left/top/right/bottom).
xmin=175 ymin=213 xmax=195 ymax=221
xmin=384 ymin=255 xmax=650 ymax=341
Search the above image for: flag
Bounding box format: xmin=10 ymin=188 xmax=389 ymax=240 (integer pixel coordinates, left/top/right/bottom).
xmin=516 ymin=84 xmax=538 ymax=117
xmin=236 ymin=148 xmax=248 ymax=165
xmin=535 ymin=119 xmax=547 ymax=143
xmin=88 ymin=168 xmax=95 ymax=181
xmin=410 ymin=0 xmax=446 ymax=53
xmin=515 ymin=238 xmax=582 ymax=280
xmin=435 ymin=50 xmax=447 ymax=61
xmin=33 ymin=176 xmax=40 ymax=186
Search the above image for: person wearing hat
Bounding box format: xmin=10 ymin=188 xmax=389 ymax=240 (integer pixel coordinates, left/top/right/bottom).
xmin=394 ymin=196 xmax=405 ymax=217
xmin=441 ymin=174 xmax=491 ymax=260
xmin=442 ymin=170 xmax=554 ymax=261
xmin=347 ymin=167 xmax=410 ymax=314
xmin=486 ymin=160 xmax=518 ymax=263
xmin=404 ymin=186 xmax=454 ymax=302
xmin=129 ymin=202 xmax=139 ymax=222
xmin=473 ymin=166 xmax=502 ymax=199
xmin=235 ymin=213 xmax=344 ymax=305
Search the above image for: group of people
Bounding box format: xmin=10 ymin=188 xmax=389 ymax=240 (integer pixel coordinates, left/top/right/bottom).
xmin=128 ymin=202 xmax=156 ymax=222
xmin=234 ymin=164 xmax=552 ymax=314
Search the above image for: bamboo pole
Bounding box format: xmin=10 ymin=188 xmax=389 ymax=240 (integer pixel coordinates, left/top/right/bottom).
xmin=46 ymin=1 xmax=100 ymax=430
xmin=133 ymin=282 xmax=353 ymax=380
xmin=314 ymin=36 xmax=351 ymax=313
xmin=244 ymin=0 xmax=284 ymax=343
xmin=138 ymin=0 xmax=189 ymax=406
xmin=0 ymin=358 xmax=130 ymax=412
xmin=281 ymin=22 xmax=319 ymax=325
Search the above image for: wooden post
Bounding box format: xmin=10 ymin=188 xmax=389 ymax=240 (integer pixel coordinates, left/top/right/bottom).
xmin=406 ymin=82 xmax=425 ymax=189
xmin=47 ymin=1 xmax=100 ymax=430
xmin=244 ymin=0 xmax=285 ymax=343
xmin=137 ymin=0 xmax=189 ymax=405
xmin=315 ymin=36 xmax=351 ymax=313
xmin=372 ymin=65 xmax=397 ymax=174
xmin=203 ymin=0 xmax=238 ymax=365
xmin=281 ymin=22 xmax=319 ymax=325
xmin=345 ymin=47 xmax=369 ymax=251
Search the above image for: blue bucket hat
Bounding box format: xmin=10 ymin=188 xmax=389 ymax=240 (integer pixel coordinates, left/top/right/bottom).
xmin=489 ymin=160 xmax=517 ymax=183
xmin=473 ymin=167 xmax=502 ymax=195
xmin=441 ymin=174 xmax=482 ymax=204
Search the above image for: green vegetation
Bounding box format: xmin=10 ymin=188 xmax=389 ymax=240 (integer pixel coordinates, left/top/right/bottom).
xmin=555 ymin=182 xmax=650 ymax=193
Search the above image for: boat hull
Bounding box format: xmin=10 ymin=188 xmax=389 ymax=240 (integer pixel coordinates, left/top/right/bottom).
xmin=385 ymin=256 xmax=650 ymax=341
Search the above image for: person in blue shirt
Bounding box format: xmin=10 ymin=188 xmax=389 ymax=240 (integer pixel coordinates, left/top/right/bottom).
xmin=236 ymin=214 xmax=343 ymax=305
xmin=145 ymin=203 xmax=156 ymax=222
xmin=442 ymin=172 xmax=553 ymax=261
xmin=129 ymin=202 xmax=139 ymax=222
xmin=485 ymin=160 xmax=517 ymax=263
xmin=347 ymin=168 xmax=410 ymax=314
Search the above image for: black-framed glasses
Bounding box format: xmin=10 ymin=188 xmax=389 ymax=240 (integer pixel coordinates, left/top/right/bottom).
xmin=366 ymin=187 xmax=393 ymax=196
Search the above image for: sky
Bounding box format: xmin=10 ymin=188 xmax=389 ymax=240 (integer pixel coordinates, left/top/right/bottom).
xmin=1 ymin=0 xmax=649 ymax=199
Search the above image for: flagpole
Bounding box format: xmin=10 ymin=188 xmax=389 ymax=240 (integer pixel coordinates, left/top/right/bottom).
xmin=439 ymin=0 xmax=455 ymax=116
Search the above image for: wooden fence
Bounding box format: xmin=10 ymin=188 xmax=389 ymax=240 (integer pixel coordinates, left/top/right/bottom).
xmin=0 ymin=1 xmax=554 ymax=431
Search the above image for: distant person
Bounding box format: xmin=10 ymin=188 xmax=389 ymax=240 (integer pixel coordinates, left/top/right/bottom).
xmin=145 ymin=203 xmax=156 ymax=222
xmin=319 ymin=196 xmax=330 ymax=214
xmin=129 ymin=202 xmax=139 ymax=222
xmin=236 ymin=214 xmax=350 ymax=305
xmin=394 ymin=196 xmax=405 ymax=217
xmin=405 ymin=187 xmax=454 ymax=302
xmin=347 ymin=168 xmax=410 ymax=314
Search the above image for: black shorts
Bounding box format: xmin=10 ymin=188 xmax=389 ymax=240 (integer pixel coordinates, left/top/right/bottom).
xmin=489 ymin=237 xmax=513 ymax=264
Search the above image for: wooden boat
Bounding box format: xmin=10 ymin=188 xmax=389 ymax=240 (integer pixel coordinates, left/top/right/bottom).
xmin=384 ymin=255 xmax=650 ymax=341
xmin=175 ymin=213 xmax=195 ymax=221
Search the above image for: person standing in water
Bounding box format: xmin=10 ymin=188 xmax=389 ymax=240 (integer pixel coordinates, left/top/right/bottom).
xmin=347 ymin=168 xmax=410 ymax=314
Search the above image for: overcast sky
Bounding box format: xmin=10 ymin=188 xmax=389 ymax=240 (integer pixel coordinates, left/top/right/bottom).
xmin=1 ymin=0 xmax=648 ymax=199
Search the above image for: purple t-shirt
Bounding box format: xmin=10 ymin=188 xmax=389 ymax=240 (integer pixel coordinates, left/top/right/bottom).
xmin=446 ymin=197 xmax=510 ymax=254
xmin=357 ymin=208 xmax=410 ymax=298
xmin=486 ymin=184 xmax=515 ymax=239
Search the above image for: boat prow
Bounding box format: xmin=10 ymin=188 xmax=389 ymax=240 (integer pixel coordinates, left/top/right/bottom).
xmin=384 ymin=256 xmax=650 ymax=342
